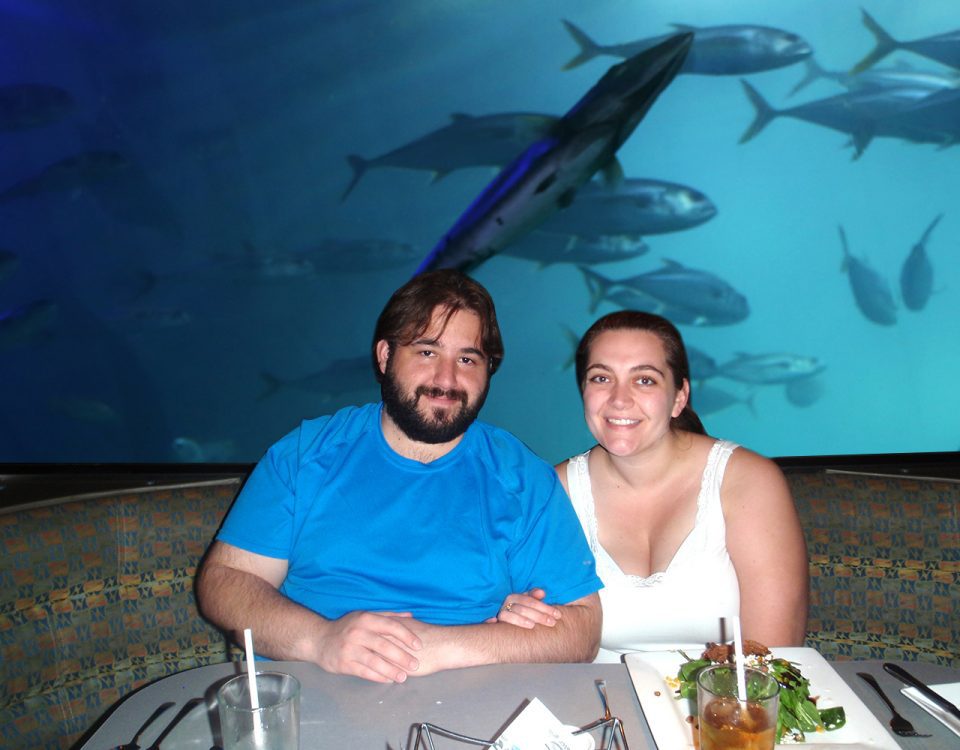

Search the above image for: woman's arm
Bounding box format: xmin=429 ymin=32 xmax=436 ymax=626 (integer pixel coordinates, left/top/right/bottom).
xmin=722 ymin=449 xmax=809 ymax=646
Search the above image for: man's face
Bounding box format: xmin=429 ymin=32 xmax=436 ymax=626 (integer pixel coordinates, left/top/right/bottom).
xmin=377 ymin=308 xmax=490 ymax=445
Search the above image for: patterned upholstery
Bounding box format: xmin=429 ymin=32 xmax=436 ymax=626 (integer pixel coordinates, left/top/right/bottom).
xmin=787 ymin=470 xmax=959 ymax=668
xmin=0 ymin=479 xmax=242 ymax=750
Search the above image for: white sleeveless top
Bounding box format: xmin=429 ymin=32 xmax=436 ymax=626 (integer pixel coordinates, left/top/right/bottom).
xmin=567 ymin=440 xmax=741 ymax=662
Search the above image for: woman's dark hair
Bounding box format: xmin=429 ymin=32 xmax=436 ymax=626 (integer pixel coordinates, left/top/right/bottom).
xmin=372 ymin=269 xmax=504 ymax=382
xmin=574 ymin=310 xmax=706 ymax=435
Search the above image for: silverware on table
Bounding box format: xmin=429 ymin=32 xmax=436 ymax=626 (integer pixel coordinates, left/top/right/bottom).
xmin=113 ymin=702 xmax=174 ymax=750
xmin=882 ymin=662 xmax=960 ymax=721
xmin=856 ymin=672 xmax=932 ymax=738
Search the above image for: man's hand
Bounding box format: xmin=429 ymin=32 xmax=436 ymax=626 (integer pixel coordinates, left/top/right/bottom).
xmin=486 ymin=588 xmax=562 ymax=629
xmin=315 ymin=611 xmax=424 ymax=684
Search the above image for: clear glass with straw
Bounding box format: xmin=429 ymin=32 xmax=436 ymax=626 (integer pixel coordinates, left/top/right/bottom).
xmin=696 ymin=617 xmax=779 ymax=750
xmin=217 ymin=629 xmax=301 ymax=749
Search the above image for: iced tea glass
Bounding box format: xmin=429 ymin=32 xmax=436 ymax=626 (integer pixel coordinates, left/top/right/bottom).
xmin=696 ymin=665 xmax=779 ymax=750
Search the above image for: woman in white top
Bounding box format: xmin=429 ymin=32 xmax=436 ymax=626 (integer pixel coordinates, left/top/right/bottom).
xmin=498 ymin=311 xmax=808 ymax=661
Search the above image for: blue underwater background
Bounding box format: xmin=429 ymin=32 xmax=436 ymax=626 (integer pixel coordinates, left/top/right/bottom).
xmin=0 ymin=0 xmax=957 ymax=464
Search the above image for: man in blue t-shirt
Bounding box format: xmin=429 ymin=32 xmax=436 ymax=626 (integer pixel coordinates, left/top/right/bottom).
xmin=196 ymin=270 xmax=602 ymax=684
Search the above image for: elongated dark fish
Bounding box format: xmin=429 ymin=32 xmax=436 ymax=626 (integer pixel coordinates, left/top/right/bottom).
xmin=416 ymin=33 xmax=693 ymax=274
xmin=341 ymin=112 xmax=559 ymax=200
xmin=0 ymin=299 xmax=58 ymax=350
xmin=0 ymin=150 xmax=132 ymax=204
xmin=838 ymin=225 xmax=897 ymax=326
xmin=900 ymin=214 xmax=941 ymax=311
xmin=852 ymin=10 xmax=960 ymax=74
xmin=561 ymin=19 xmax=810 ymax=74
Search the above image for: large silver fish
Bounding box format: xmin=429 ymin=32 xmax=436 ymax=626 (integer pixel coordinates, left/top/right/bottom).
xmin=415 ymin=32 xmax=693 ymax=274
xmin=717 ymin=352 xmax=825 ymax=385
xmin=561 ymin=20 xmax=810 ymax=74
xmin=539 ymin=177 xmax=717 ymax=237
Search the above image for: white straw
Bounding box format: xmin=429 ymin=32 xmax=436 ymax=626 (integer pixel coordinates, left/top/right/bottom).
xmin=243 ymin=628 xmax=265 ymax=746
xmin=731 ymin=616 xmax=748 ymax=702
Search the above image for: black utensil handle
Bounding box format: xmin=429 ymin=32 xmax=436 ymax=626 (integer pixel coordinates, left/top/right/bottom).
xmin=883 ymin=662 xmax=960 ymax=721
xmin=857 ymin=672 xmax=897 ymax=712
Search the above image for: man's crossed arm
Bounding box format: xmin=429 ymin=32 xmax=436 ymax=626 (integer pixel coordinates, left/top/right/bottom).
xmin=196 ymin=541 xmax=601 ymax=684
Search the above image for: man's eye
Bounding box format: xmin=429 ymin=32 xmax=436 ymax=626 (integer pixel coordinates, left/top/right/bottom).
xmin=589 ymin=375 xmax=609 ymax=384
xmin=459 ymin=357 xmax=476 ymax=366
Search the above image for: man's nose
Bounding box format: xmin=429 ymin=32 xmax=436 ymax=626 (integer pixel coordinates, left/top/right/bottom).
xmin=431 ymin=356 xmax=458 ymax=389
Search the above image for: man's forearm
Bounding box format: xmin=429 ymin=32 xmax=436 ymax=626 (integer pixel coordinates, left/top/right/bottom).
xmin=196 ymin=561 xmax=327 ymax=662
xmin=411 ymin=593 xmax=601 ymax=674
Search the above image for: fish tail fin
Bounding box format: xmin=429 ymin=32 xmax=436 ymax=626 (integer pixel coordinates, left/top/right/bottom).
xmin=745 ymin=390 xmax=759 ymax=418
xmin=341 ymin=154 xmax=369 ymax=201
xmin=558 ymin=323 xmax=580 ymax=371
xmin=561 ymin=19 xmax=602 ymax=71
xmin=788 ymin=56 xmax=826 ymax=97
xmin=850 ymin=9 xmax=898 ymax=74
xmin=837 ymin=225 xmax=850 ymax=270
xmin=920 ymin=213 xmax=944 ymax=245
xmin=738 ymin=79 xmax=777 ymax=143
xmin=257 ymin=372 xmax=283 ymax=401
xmin=578 ymin=265 xmax=609 ymax=313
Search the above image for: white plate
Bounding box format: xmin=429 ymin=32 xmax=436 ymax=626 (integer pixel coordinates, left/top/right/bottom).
xmin=624 ymin=647 xmax=900 ymax=749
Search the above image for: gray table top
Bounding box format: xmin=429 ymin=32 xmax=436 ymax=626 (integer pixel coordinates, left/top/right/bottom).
xmin=79 ymin=658 xmax=959 ymax=750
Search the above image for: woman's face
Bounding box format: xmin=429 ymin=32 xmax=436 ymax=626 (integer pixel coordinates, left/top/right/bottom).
xmin=581 ymin=328 xmax=689 ymax=457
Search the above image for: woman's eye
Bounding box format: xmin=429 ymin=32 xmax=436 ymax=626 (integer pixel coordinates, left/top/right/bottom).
xmin=638 ymin=376 xmax=655 ymax=386
xmin=589 ymin=375 xmax=609 ymax=384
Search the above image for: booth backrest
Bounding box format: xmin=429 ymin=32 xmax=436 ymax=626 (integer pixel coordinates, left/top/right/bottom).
xmin=786 ymin=469 xmax=959 ymax=667
xmin=0 ymin=479 xmax=241 ymax=750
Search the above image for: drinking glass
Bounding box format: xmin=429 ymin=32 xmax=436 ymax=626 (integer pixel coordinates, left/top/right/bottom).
xmin=696 ymin=665 xmax=778 ymax=750
xmin=218 ymin=671 xmax=300 ymax=750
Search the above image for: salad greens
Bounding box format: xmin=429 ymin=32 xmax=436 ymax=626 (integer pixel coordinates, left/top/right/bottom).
xmin=674 ymin=649 xmax=846 ymax=743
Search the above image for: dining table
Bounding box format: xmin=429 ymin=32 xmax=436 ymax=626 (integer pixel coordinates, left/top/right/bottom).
xmin=79 ymin=657 xmax=959 ymax=750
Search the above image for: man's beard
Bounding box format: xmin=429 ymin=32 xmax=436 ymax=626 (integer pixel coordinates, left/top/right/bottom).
xmin=380 ymin=362 xmax=488 ymax=445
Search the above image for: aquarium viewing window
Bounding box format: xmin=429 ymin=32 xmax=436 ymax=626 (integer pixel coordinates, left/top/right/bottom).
xmin=0 ymin=1 xmax=957 ymax=467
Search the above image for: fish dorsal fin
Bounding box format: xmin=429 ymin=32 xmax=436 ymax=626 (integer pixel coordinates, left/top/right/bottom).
xmin=600 ymin=158 xmax=625 ymax=187
xmin=430 ymin=170 xmax=451 ymax=184
xmin=449 ymin=113 xmax=473 ymax=122
xmin=556 ymin=187 xmax=576 ymax=209
xmin=671 ymin=23 xmax=696 ymax=32
xmin=661 ymin=258 xmax=684 ymax=268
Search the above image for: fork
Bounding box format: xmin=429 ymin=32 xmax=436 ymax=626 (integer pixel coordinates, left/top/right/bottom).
xmin=856 ymin=672 xmax=932 ymax=738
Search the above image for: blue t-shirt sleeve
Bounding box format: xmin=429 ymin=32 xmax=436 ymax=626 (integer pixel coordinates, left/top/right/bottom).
xmin=216 ymin=426 xmax=304 ymax=559
xmin=506 ymin=457 xmax=602 ymax=605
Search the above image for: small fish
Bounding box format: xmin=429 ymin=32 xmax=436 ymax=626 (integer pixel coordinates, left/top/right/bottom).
xmin=693 ymin=383 xmax=756 ymax=416
xmin=303 ymin=238 xmax=420 ymax=273
xmin=0 ymin=150 xmax=132 ymax=204
xmin=341 ymin=112 xmax=559 ymax=199
xmin=687 ymin=346 xmax=718 ymax=381
xmin=784 ymin=376 xmax=825 ymax=408
xmin=48 ymin=396 xmax=121 ymax=425
xmin=717 ymin=352 xmax=825 ymax=385
xmin=258 ymin=355 xmax=378 ymax=402
xmin=502 ymin=231 xmax=648 ymax=267
xmin=561 ymin=19 xmax=811 ymax=75
xmin=838 ymin=226 xmax=897 ymax=326
xmin=416 ymin=33 xmax=693 ymax=274
xmin=852 ymin=10 xmax=960 ymax=74
xmin=0 ymin=299 xmax=57 ymax=350
xmin=0 ymin=83 xmax=74 ymax=131
xmin=790 ymin=56 xmax=960 ymax=97
xmin=172 ymin=436 xmax=237 ymax=463
xmin=540 ymin=177 xmax=717 ymax=238
xmin=900 ymin=214 xmax=941 ymax=311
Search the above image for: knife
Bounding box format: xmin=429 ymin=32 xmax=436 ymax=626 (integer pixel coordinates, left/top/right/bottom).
xmin=883 ymin=662 xmax=960 ymax=721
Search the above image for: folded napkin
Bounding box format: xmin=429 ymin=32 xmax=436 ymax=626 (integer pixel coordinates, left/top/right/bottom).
xmin=901 ymin=682 xmax=960 ymax=738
